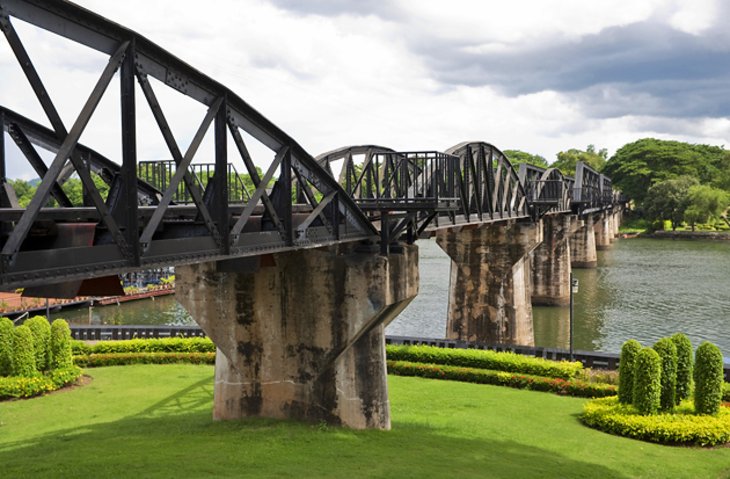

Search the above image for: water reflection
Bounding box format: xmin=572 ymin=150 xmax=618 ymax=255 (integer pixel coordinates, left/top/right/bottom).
xmin=390 ymin=238 xmax=730 ymax=354
xmin=58 ymin=237 xmax=730 ymax=355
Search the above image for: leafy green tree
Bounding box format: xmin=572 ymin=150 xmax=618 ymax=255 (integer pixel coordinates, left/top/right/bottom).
xmin=604 ymin=138 xmax=730 ymax=205
xmin=9 ymin=179 xmax=36 ymax=207
xmin=643 ymin=176 xmax=698 ymax=230
xmin=550 ymin=145 xmax=607 ymax=176
xmin=684 ymin=184 xmax=729 ymax=231
xmin=503 ymin=150 xmax=549 ymax=168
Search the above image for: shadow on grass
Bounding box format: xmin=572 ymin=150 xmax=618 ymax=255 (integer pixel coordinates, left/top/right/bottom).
xmin=0 ymin=380 xmax=627 ymax=479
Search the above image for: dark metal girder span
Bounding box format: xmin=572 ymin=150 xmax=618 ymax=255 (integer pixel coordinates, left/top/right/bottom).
xmin=0 ymin=0 xmax=621 ymax=291
xmin=0 ymin=0 xmax=376 ymax=290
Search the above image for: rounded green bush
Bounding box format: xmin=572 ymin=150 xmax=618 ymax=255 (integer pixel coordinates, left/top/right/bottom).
xmin=618 ymin=339 xmax=642 ymax=404
xmin=694 ymin=341 xmax=724 ymax=415
xmin=11 ymin=325 xmax=37 ymax=377
xmin=632 ymin=347 xmax=661 ymax=415
xmin=671 ymin=333 xmax=693 ymax=404
xmin=0 ymin=317 xmax=14 ymax=376
xmin=653 ymin=337 xmax=677 ymax=412
xmin=25 ymin=316 xmax=51 ymax=371
xmin=50 ymin=319 xmax=73 ymax=370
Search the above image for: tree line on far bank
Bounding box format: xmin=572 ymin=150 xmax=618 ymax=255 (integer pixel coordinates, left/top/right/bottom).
xmin=507 ymin=138 xmax=730 ymax=231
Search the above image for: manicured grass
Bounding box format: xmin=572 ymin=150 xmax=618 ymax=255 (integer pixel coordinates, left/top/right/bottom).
xmin=1 ymin=365 xmax=729 ymax=478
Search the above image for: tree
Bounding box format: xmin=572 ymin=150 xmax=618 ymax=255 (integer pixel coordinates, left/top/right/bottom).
xmin=603 ymin=138 xmax=730 ymax=206
xmin=503 ymin=150 xmax=549 ymax=169
xmin=683 ymin=184 xmax=729 ymax=231
xmin=551 ymin=145 xmax=607 ymax=175
xmin=643 ymin=176 xmax=698 ymax=230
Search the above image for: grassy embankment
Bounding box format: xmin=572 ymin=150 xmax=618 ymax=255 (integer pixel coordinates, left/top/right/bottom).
xmin=1 ymin=365 xmax=729 ymax=478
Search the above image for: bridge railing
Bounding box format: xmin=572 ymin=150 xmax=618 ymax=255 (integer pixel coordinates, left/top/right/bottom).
xmin=138 ymin=161 xmax=252 ymax=204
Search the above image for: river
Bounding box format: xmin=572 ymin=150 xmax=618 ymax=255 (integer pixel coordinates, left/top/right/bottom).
xmin=56 ymin=237 xmax=730 ymax=355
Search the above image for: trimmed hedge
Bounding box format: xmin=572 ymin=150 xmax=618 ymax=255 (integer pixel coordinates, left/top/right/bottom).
xmin=633 ymin=347 xmax=661 ymax=415
xmin=11 ymin=325 xmax=36 ymax=377
xmin=50 ymin=319 xmax=73 ymax=369
xmin=0 ymin=366 xmax=82 ymax=400
xmin=618 ymin=339 xmax=642 ymax=404
xmin=694 ymin=342 xmax=724 ymax=415
xmin=581 ymin=396 xmax=730 ymax=447
xmin=724 ymin=383 xmax=730 ymax=403
xmin=653 ymin=337 xmax=677 ymax=412
xmin=25 ymin=316 xmax=51 ymax=371
xmin=386 ymin=360 xmax=616 ymax=398
xmin=671 ymin=333 xmax=693 ymax=404
xmin=74 ymin=352 xmax=215 ymax=367
xmin=0 ymin=317 xmax=13 ymax=376
xmin=385 ymin=345 xmax=583 ymax=380
xmin=72 ymin=337 xmax=215 ymax=355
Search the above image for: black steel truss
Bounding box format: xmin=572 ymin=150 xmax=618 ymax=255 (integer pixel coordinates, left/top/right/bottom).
xmin=0 ymin=0 xmax=621 ymax=291
xmin=0 ymin=0 xmax=375 ymax=289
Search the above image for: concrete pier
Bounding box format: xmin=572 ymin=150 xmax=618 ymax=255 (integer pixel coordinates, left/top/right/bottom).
xmin=436 ymin=220 xmax=542 ymax=345
xmin=176 ymin=243 xmax=418 ymax=430
xmin=531 ymin=214 xmax=572 ymax=306
xmin=570 ymin=215 xmax=597 ymax=268
xmin=594 ymin=212 xmax=613 ymax=250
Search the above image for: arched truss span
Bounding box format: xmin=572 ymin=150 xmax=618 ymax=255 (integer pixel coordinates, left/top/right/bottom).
xmin=445 ymin=141 xmax=529 ymax=223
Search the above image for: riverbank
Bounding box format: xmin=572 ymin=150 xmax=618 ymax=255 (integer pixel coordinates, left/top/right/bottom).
xmin=639 ymin=230 xmax=730 ymax=240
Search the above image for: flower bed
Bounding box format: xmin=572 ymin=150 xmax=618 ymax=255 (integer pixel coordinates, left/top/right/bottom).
xmin=581 ymin=396 xmax=730 ymax=447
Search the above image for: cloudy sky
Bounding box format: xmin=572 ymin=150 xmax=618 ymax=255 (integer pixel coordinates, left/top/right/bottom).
xmin=2 ymin=0 xmax=730 ymax=179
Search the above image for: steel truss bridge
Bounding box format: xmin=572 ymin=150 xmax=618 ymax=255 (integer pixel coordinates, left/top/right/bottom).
xmin=0 ymin=0 xmax=620 ymax=292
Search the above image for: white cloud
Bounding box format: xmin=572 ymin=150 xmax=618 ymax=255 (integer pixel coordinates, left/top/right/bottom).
xmin=1 ymin=0 xmax=728 ymax=181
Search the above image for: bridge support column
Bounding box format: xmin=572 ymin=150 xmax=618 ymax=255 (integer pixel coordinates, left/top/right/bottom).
xmin=436 ymin=220 xmax=542 ymax=345
xmin=595 ymin=212 xmax=613 ymax=250
xmin=612 ymin=209 xmax=622 ymax=236
xmin=570 ymin=216 xmax=597 ymax=268
xmin=530 ymin=214 xmax=572 ymax=306
xmin=176 ymin=244 xmax=418 ymax=430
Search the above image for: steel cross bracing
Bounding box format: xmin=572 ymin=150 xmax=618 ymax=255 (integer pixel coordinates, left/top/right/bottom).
xmin=0 ymin=0 xmax=375 ymax=290
xmin=316 ymin=142 xmax=533 ymax=243
xmin=0 ymin=0 xmax=622 ymax=291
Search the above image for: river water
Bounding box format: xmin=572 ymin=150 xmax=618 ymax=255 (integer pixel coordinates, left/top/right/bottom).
xmin=56 ymin=238 xmax=730 ymax=356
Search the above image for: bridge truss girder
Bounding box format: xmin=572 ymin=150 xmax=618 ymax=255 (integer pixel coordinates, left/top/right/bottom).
xmin=0 ymin=0 xmax=375 ymax=290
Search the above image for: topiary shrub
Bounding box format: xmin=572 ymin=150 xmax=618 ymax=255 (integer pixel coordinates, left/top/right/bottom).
xmin=632 ymin=347 xmax=661 ymax=415
xmin=11 ymin=325 xmax=36 ymax=377
xmin=0 ymin=317 xmax=13 ymax=376
xmin=50 ymin=319 xmax=73 ymax=370
xmin=694 ymin=341 xmax=724 ymax=415
xmin=618 ymin=339 xmax=642 ymax=404
xmin=25 ymin=316 xmax=51 ymax=372
xmin=653 ymin=337 xmax=677 ymax=412
xmin=671 ymin=333 xmax=693 ymax=404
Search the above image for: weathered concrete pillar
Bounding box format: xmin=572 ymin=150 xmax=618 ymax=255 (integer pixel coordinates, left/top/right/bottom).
xmin=176 ymin=244 xmax=418 ymax=430
xmin=531 ymin=214 xmax=572 ymax=306
xmin=594 ymin=212 xmax=613 ymax=250
xmin=612 ymin=209 xmax=621 ymax=236
xmin=570 ymin=215 xmax=597 ymax=268
xmin=436 ymin=220 xmax=542 ymax=345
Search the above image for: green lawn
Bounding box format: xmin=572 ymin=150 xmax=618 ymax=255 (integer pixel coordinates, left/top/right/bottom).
xmin=1 ymin=365 xmax=728 ymax=478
